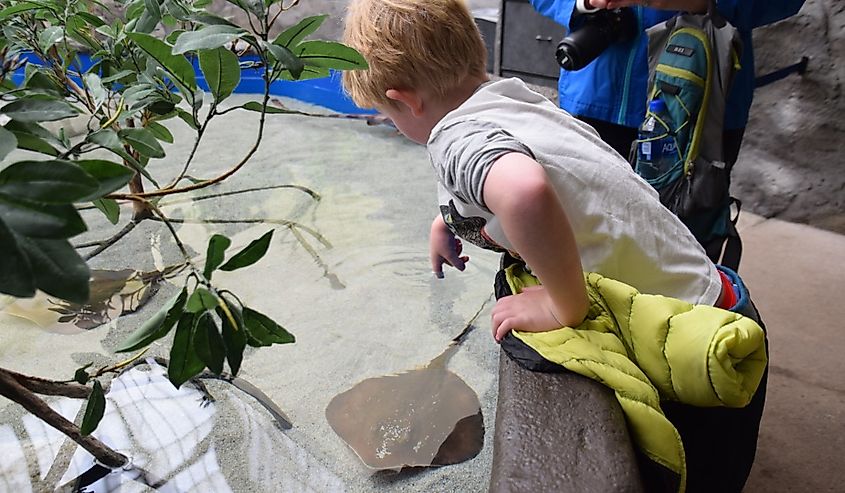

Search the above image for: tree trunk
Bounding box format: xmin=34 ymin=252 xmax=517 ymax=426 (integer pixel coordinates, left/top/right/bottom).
xmin=128 ymin=171 xmax=153 ymax=221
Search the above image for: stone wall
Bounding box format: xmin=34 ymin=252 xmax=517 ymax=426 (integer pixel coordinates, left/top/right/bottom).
xmin=735 ymin=0 xmax=845 ymax=232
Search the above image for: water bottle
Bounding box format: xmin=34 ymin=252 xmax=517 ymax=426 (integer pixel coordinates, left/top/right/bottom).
xmin=636 ymin=98 xmax=680 ymax=182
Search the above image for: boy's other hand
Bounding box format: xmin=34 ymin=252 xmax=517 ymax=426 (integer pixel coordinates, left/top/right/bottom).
xmin=491 ymin=286 xmax=565 ymax=342
xmin=430 ymin=215 xmax=469 ymax=278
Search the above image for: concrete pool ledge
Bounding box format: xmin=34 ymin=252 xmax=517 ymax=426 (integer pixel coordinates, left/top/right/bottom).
xmin=490 ymin=351 xmax=645 ymax=492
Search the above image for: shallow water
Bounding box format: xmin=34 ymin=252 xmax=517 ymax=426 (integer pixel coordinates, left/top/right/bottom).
xmin=0 ymin=94 xmax=502 ymax=492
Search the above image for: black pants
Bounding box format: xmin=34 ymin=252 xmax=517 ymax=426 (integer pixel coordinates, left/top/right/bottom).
xmin=659 ymin=297 xmax=768 ymax=493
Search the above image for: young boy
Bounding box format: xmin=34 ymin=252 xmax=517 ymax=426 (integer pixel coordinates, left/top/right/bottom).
xmin=342 ymin=1 xmax=766 ymax=491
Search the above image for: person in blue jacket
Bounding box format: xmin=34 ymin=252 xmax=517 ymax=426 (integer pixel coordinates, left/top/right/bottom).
xmin=531 ymin=0 xmax=806 ymax=268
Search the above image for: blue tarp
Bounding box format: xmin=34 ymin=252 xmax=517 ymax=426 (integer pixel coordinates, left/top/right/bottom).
xmin=11 ymin=52 xmax=374 ymax=115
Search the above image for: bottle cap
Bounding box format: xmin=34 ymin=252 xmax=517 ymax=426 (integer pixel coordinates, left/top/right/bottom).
xmin=649 ymin=98 xmax=667 ymax=113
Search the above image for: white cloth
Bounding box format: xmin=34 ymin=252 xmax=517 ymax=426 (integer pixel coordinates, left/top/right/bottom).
xmin=427 ymin=78 xmax=722 ymax=305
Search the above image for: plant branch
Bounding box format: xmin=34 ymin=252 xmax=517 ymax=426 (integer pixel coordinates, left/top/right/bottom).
xmin=0 ymin=368 xmax=127 ymax=468
xmin=106 ymin=81 xmax=273 ymax=201
xmin=162 ymin=102 xmax=216 ymax=190
xmin=158 ymin=184 xmax=321 ymax=206
xmin=1 ymin=368 xmax=91 ymax=399
xmin=76 ymin=220 xmax=139 ymax=261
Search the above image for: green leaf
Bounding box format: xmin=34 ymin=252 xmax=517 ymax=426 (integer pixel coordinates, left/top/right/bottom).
xmin=224 ymin=0 xmax=263 ymax=17
xmin=262 ymin=42 xmax=303 ymax=79
xmin=134 ymin=10 xmax=161 ymax=34
xmin=0 ymin=194 xmax=86 ymax=239
xmin=186 ymin=287 xmax=218 ymax=313
xmin=193 ymin=312 xmax=225 ymax=374
xmin=86 ymin=130 xmax=160 ymax=187
xmin=24 ymin=71 xmax=62 ymax=96
xmin=220 ymin=229 xmax=274 ymax=272
xmin=101 ymin=69 xmax=137 ymax=84
xmin=128 ymin=32 xmax=197 ymax=92
xmin=144 ymin=0 xmax=162 ymax=20
xmin=126 ymin=0 xmax=147 ymax=20
xmin=5 ymin=120 xmax=63 ymax=147
xmin=203 ymin=234 xmax=230 ymax=280
xmin=5 ymin=137 xmax=58 ymax=157
xmin=87 ymin=129 xmax=140 ymax=167
xmin=122 ymin=84 xmax=157 ymax=107
xmin=277 ymin=65 xmax=330 ymax=82
xmin=0 ymin=127 xmax=19 ymax=161
xmin=15 ymin=236 xmax=91 ymax=304
xmin=83 ymin=73 xmax=108 ymax=110
xmin=93 ymin=198 xmax=120 ymax=224
xmin=118 ymin=128 xmax=165 ymax=158
xmin=0 ymin=96 xmax=79 ymax=122
xmin=0 ymin=217 xmax=35 ymax=298
xmin=80 ymin=380 xmax=106 ymax=436
xmin=187 ymin=13 xmax=238 ymax=28
xmin=115 ymin=288 xmax=187 ymax=352
xmin=168 ymin=312 xmax=206 ymax=388
xmin=217 ymin=298 xmax=246 ymax=375
xmin=239 ymin=101 xmax=296 ymax=114
xmin=172 ymin=25 xmax=245 ymax=55
xmin=273 ymin=15 xmax=327 ymax=48
xmin=0 ymin=3 xmax=43 ymax=21
xmin=163 ymin=0 xmax=192 ymax=21
xmin=148 ymin=99 xmax=177 ymax=116
xmin=73 ymin=12 xmax=107 ymax=28
xmin=162 ymin=13 xmax=178 ymax=27
xmin=294 ymin=40 xmax=368 ymax=70
xmin=75 ymin=160 xmax=134 ymax=200
xmin=243 ymin=307 xmax=294 ymax=347
xmin=146 ymin=121 xmax=174 ymax=143
xmin=4 ymin=121 xmax=60 ymax=156
xmin=198 ymin=47 xmax=240 ymax=103
xmin=39 ymin=26 xmax=64 ymax=52
xmin=0 ymin=160 xmax=99 ymax=204
xmin=176 ymin=108 xmax=198 ymax=129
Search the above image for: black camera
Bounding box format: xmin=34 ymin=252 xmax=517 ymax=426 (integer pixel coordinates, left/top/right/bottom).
xmin=555 ymin=8 xmax=638 ymax=71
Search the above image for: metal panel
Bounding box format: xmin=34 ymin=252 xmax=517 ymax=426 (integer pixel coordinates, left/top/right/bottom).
xmin=499 ymin=0 xmax=566 ymax=86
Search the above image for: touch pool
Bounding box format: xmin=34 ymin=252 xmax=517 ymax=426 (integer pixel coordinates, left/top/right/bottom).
xmin=0 ymin=93 xmax=503 ymax=492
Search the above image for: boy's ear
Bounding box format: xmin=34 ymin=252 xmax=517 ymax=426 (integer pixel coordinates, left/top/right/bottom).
xmin=385 ymin=88 xmax=424 ymax=117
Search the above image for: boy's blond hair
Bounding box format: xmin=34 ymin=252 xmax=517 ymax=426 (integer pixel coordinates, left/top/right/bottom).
xmin=342 ymin=0 xmax=488 ymax=109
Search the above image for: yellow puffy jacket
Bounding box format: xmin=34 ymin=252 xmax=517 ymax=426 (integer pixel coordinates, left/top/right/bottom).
xmin=502 ymin=264 xmax=767 ymax=492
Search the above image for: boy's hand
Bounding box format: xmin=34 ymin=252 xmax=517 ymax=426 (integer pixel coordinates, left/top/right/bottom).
xmin=430 ymin=215 xmax=469 ymax=278
xmin=491 ymin=285 xmax=566 ymax=342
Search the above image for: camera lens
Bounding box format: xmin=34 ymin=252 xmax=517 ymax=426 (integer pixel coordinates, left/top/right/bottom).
xmin=555 ymin=8 xmax=637 ymax=71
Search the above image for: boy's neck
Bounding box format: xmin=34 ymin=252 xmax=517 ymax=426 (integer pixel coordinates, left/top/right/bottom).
xmin=424 ymin=74 xmax=490 ymax=136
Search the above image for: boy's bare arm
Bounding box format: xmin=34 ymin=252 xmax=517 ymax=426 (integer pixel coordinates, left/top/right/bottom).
xmin=483 ymin=152 xmax=589 ymax=341
xmin=430 ymin=214 xmax=469 ymax=278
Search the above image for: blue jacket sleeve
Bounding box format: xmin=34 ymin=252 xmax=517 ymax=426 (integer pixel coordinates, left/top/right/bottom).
xmin=716 ymin=0 xmax=806 ymax=31
xmin=530 ymin=0 xmax=577 ymax=31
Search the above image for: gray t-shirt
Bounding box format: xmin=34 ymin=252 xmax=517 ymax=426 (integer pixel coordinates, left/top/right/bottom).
xmin=427 ymin=78 xmax=721 ymax=305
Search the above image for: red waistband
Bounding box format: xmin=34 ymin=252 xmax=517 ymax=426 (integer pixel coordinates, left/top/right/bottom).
xmin=717 ymin=269 xmax=738 ymax=310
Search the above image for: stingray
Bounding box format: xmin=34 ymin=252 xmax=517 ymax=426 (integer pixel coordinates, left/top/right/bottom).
xmin=325 ymin=300 xmax=489 ymax=471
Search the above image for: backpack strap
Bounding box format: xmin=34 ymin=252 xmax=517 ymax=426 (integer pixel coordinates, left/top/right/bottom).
xmin=719 ymin=198 xmax=743 ymax=270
